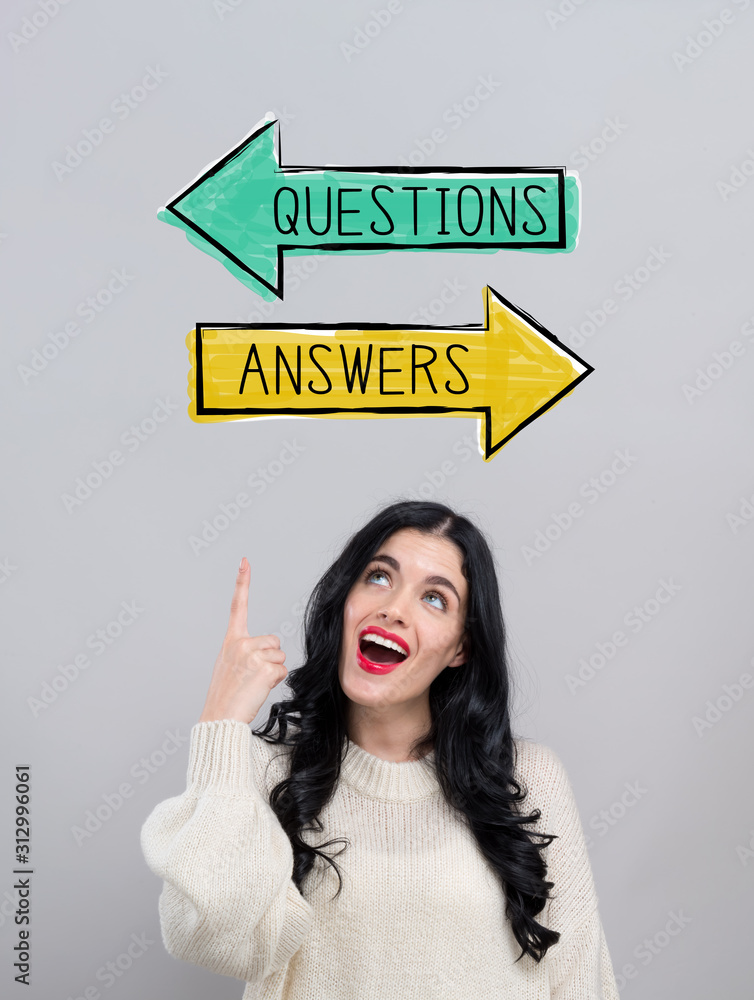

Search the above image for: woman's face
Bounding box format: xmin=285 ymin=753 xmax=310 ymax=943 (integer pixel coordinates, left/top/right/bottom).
xmin=338 ymin=528 xmax=468 ymax=716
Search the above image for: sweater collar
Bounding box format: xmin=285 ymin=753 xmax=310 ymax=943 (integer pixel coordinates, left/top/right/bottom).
xmin=340 ymin=738 xmax=440 ymax=801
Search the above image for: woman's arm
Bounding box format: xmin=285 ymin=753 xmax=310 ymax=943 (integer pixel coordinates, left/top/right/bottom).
xmin=141 ymin=719 xmax=313 ymax=984
xmin=514 ymin=740 xmax=620 ymax=1000
xmin=546 ymin=906 xmax=619 ymax=1000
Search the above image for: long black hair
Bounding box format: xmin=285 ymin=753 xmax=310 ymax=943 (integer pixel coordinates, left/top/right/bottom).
xmin=253 ymin=500 xmax=560 ymax=962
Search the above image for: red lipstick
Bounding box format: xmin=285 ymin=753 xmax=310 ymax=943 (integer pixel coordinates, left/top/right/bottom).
xmin=356 ymin=626 xmax=410 ymax=674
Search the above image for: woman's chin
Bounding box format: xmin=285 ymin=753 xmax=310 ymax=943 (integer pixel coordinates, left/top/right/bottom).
xmin=341 ymin=669 xmax=397 ymax=709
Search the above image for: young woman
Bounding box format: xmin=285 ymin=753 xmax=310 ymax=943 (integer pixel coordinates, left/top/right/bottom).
xmin=141 ymin=501 xmax=619 ymax=999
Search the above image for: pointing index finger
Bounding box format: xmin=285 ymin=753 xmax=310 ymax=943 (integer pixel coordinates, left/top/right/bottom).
xmin=227 ymin=557 xmax=250 ymax=637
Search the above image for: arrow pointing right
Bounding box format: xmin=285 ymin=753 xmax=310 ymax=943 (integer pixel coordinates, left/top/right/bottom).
xmin=186 ymin=286 xmax=592 ymax=460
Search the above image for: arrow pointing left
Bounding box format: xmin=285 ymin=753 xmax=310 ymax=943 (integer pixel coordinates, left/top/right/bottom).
xmin=160 ymin=115 xmax=581 ymax=299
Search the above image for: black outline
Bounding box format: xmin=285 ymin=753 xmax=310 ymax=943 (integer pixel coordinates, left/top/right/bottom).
xmin=191 ymin=286 xmax=593 ymax=460
xmin=166 ymin=121 xmax=573 ymax=299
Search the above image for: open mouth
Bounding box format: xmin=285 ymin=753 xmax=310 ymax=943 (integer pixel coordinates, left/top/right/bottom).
xmin=357 ymin=628 xmax=409 ymax=673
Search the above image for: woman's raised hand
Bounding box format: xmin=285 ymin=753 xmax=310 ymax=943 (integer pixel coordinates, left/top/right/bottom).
xmin=198 ymin=557 xmax=288 ymax=725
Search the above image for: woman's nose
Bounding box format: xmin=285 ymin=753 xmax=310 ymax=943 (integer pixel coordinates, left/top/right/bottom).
xmin=377 ymin=594 xmax=409 ymax=626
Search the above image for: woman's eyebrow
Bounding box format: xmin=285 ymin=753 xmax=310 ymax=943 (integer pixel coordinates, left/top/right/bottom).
xmin=372 ymin=553 xmax=399 ymax=570
xmin=424 ymin=575 xmax=461 ymax=604
xmin=372 ymin=554 xmax=461 ymax=604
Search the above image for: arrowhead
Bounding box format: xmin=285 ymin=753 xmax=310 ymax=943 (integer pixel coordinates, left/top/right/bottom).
xmin=160 ymin=119 xmax=283 ymax=298
xmin=480 ymin=286 xmax=591 ymax=459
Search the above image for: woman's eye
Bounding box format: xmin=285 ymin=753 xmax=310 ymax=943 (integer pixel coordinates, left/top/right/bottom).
xmin=367 ymin=569 xmax=389 ymax=586
xmin=423 ymin=592 xmax=446 ymax=610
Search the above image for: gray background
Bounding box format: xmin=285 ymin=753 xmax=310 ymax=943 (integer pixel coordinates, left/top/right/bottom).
xmin=3 ymin=0 xmax=753 ymax=997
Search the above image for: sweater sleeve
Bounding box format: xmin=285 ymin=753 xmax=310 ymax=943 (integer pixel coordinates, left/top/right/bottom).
xmin=515 ymin=741 xmax=620 ymax=1000
xmin=546 ymin=906 xmax=619 ymax=1000
xmin=140 ymin=720 xmax=314 ymax=984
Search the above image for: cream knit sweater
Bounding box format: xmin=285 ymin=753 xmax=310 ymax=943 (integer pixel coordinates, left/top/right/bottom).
xmin=141 ymin=720 xmax=619 ymax=1000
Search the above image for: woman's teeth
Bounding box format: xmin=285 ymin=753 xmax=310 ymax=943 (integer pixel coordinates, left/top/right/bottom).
xmin=361 ymin=633 xmax=407 ymax=656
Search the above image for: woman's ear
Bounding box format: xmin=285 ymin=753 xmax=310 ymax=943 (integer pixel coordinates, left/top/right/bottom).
xmin=448 ymin=631 xmax=468 ymax=668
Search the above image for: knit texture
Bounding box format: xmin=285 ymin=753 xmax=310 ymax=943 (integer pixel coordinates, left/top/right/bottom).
xmin=141 ymin=720 xmax=619 ymax=1000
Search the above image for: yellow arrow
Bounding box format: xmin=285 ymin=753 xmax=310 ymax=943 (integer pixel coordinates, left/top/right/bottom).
xmin=186 ymin=286 xmax=591 ymax=460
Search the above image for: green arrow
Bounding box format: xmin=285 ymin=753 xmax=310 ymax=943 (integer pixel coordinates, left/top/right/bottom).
xmin=159 ymin=116 xmax=580 ymax=300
